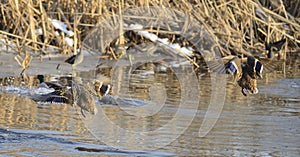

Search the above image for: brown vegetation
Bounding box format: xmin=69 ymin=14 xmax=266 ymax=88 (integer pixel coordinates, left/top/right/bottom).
xmin=0 ymin=0 xmax=299 ymax=59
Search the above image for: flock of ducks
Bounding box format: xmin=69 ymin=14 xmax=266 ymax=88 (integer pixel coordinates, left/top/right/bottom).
xmin=213 ymin=38 xmax=287 ymax=96
xmin=30 ymin=38 xmax=286 ymax=115
xmin=32 ymin=75 xmax=110 ymax=116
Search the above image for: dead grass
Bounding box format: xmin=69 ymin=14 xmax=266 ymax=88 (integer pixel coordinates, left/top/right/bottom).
xmin=0 ymin=0 xmax=299 ymax=59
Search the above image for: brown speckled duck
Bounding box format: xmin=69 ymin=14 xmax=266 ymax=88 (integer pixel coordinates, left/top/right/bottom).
xmin=224 ymin=56 xmax=263 ymax=96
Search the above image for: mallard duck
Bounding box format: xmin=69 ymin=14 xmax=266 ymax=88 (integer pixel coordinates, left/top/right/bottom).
xmin=33 ymin=76 xmax=98 ymax=116
xmin=65 ymin=50 xmax=83 ymax=69
xmin=208 ymin=55 xmax=264 ymax=96
xmin=37 ymin=75 xmax=64 ymax=90
xmin=225 ymin=56 xmax=263 ymax=96
xmin=71 ymin=82 xmax=98 ymax=116
xmin=31 ymin=87 xmax=72 ymax=104
xmin=265 ymin=38 xmax=286 ymax=59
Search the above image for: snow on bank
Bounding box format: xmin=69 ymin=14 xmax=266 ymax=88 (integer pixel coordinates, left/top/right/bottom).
xmin=128 ymin=24 xmax=194 ymax=57
xmin=48 ymin=18 xmax=74 ymax=37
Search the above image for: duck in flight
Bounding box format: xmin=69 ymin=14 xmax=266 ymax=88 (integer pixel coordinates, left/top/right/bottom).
xmin=209 ymin=37 xmax=286 ymax=96
xmin=65 ymin=50 xmax=83 ymax=69
xmin=33 ymin=75 xmax=111 ymax=116
xmin=224 ymin=56 xmax=263 ymax=96
xmin=265 ymin=38 xmax=286 ymax=59
xmin=37 ymin=75 xmax=64 ymax=90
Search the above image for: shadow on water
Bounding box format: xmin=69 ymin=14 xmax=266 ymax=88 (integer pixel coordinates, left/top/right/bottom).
xmin=0 ymin=53 xmax=299 ymax=156
xmin=0 ymin=128 xmax=169 ymax=156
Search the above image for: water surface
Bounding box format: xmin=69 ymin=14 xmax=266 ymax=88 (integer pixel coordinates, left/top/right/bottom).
xmin=0 ymin=53 xmax=299 ymax=156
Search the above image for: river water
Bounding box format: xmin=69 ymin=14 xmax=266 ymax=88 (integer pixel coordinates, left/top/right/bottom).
xmin=0 ymin=52 xmax=299 ymax=156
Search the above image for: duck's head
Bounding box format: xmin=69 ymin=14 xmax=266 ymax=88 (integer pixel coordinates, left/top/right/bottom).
xmin=37 ymin=75 xmax=45 ymax=83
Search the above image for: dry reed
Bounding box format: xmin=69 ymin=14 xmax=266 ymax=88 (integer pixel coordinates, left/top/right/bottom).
xmin=0 ymin=0 xmax=299 ymax=60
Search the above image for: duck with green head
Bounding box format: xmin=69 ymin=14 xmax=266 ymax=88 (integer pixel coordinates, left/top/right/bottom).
xmin=37 ymin=75 xmax=64 ymax=90
xmin=32 ymin=75 xmax=72 ymax=103
xmin=33 ymin=76 xmax=113 ymax=116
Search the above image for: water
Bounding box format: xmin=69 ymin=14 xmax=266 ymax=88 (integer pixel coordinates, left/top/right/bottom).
xmin=0 ymin=53 xmax=299 ymax=156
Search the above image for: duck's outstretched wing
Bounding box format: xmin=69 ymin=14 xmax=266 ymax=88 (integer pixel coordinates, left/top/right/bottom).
xmin=247 ymin=55 xmax=285 ymax=78
xmin=225 ymin=57 xmax=242 ymax=75
xmin=206 ymin=59 xmax=226 ymax=73
xmin=31 ymin=91 xmax=70 ymax=104
xmin=65 ymin=55 xmax=76 ymax=64
xmin=206 ymin=55 xmax=238 ymax=74
xmin=44 ymin=95 xmax=70 ymax=104
xmin=258 ymin=58 xmax=285 ymax=73
xmin=207 ymin=56 xmax=243 ymax=83
xmin=267 ymin=38 xmax=286 ymax=51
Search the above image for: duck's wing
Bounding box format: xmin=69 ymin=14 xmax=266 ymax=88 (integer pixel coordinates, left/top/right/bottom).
xmin=247 ymin=56 xmax=285 ymax=78
xmin=206 ymin=59 xmax=226 ymax=73
xmin=206 ymin=55 xmax=239 ymax=74
xmin=93 ymin=80 xmax=111 ymax=97
xmin=207 ymin=56 xmax=243 ymax=83
xmin=44 ymin=82 xmax=64 ymax=90
xmin=270 ymin=38 xmax=286 ymax=51
xmin=224 ymin=56 xmax=243 ymax=75
xmin=31 ymin=92 xmax=70 ymax=104
xmin=99 ymin=84 xmax=111 ymax=96
xmin=45 ymin=95 xmax=70 ymax=104
xmin=246 ymin=56 xmax=263 ymax=79
xmin=65 ymin=55 xmax=76 ymax=64
xmin=258 ymin=58 xmax=285 ymax=73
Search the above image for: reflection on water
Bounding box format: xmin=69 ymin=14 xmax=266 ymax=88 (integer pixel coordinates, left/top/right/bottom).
xmin=0 ymin=56 xmax=299 ymax=156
